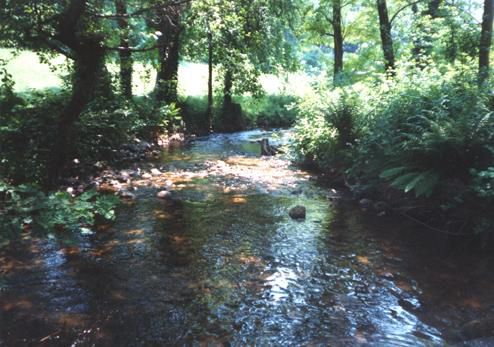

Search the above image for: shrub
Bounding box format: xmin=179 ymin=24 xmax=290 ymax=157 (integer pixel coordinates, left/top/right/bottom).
xmin=0 ymin=89 xmax=183 ymax=184
xmin=293 ymin=63 xmax=494 ymax=235
xmin=294 ymin=86 xmax=364 ymax=170
xmin=180 ymin=96 xmax=211 ymax=135
xmin=241 ymin=94 xmax=299 ymax=128
xmin=0 ymin=179 xmax=119 ymax=239
xmin=353 ymin=65 xmax=494 ymax=200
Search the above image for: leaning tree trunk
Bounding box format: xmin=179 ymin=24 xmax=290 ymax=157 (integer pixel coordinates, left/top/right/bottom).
xmin=479 ymin=0 xmax=494 ymax=85
xmin=376 ymin=0 xmax=395 ymax=74
xmin=115 ymin=0 xmax=133 ymax=98
xmin=332 ymin=0 xmax=344 ymax=85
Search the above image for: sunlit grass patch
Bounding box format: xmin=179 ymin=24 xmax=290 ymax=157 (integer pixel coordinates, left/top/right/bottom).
xmin=0 ymin=48 xmax=67 ymax=91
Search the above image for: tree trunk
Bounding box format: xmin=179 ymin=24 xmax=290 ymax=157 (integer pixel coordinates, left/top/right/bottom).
xmin=376 ymin=0 xmax=395 ymax=74
xmin=155 ymin=8 xmax=182 ymax=105
xmin=427 ymin=0 xmax=442 ymax=18
xmin=332 ymin=0 xmax=344 ymax=85
xmin=221 ymin=69 xmax=243 ymax=132
xmin=207 ymin=31 xmax=213 ymax=132
xmin=411 ymin=3 xmax=426 ymax=68
xmin=223 ymin=69 xmax=233 ymax=109
xmin=411 ymin=1 xmax=443 ymax=68
xmin=115 ymin=0 xmax=133 ymax=99
xmin=479 ymin=0 xmax=494 ymax=85
xmin=155 ymin=34 xmax=180 ymax=103
xmin=47 ymin=0 xmax=105 ymax=186
xmin=49 ymin=44 xmax=105 ymax=186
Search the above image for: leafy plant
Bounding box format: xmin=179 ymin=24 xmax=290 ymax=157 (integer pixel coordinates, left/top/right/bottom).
xmin=0 ymin=179 xmax=119 ymax=239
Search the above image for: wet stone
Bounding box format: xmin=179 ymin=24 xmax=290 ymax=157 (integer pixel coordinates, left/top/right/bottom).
xmin=289 ymin=205 xmax=306 ymax=220
xmin=157 ymin=190 xmax=172 ymax=200
xmin=151 ymin=168 xmax=162 ymax=176
xmin=119 ymin=191 xmax=136 ymax=200
xmin=359 ymin=199 xmax=373 ymax=210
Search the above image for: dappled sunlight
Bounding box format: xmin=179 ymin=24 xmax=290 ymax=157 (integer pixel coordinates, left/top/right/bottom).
xmin=2 ymin=298 xmax=33 ymax=311
xmin=0 ymin=257 xmax=26 ymax=274
xmin=236 ymin=253 xmax=264 ymax=266
xmin=356 ymin=255 xmax=371 ymax=266
xmin=55 ymin=313 xmax=89 ymax=328
xmin=2 ymin=130 xmax=493 ymax=346
xmin=231 ymin=195 xmax=247 ymax=204
xmin=264 ymin=267 xmax=299 ymax=302
xmin=126 ymin=229 xmax=145 ymax=237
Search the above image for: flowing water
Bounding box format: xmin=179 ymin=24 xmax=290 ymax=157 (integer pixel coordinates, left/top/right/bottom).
xmin=1 ymin=130 xmax=494 ymax=346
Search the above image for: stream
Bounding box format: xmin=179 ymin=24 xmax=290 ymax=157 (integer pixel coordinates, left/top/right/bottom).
xmin=1 ymin=129 xmax=494 ymax=346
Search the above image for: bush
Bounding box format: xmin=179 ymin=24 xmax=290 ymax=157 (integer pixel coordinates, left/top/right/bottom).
xmin=240 ymin=94 xmax=299 ymax=128
xmin=353 ymin=65 xmax=494 ymax=200
xmin=0 ymin=90 xmax=66 ymax=183
xmin=293 ymin=86 xmax=364 ymax=170
xmin=0 ymin=179 xmax=119 ymax=239
xmin=293 ymin=63 xmax=494 ymax=235
xmin=180 ymin=96 xmax=211 ymax=135
xmin=0 ymin=88 xmax=183 ymax=184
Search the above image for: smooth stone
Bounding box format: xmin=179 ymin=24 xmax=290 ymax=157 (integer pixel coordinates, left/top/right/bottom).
xmin=359 ymin=198 xmax=373 ymax=210
xmin=141 ymin=173 xmax=152 ymax=179
xmin=289 ymin=205 xmax=306 ymax=219
xmin=119 ymin=191 xmax=136 ymax=200
xmin=151 ymin=168 xmax=161 ymax=176
xmin=157 ymin=190 xmax=172 ymax=199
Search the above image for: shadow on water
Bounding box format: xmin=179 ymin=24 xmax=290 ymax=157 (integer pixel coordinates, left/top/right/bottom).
xmin=2 ymin=129 xmax=494 ymax=346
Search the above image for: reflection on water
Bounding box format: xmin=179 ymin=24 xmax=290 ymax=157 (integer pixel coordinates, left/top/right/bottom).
xmin=1 ymin=130 xmax=494 ymax=346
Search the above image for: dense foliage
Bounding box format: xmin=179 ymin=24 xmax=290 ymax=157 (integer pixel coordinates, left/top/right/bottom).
xmin=294 ymin=63 xmax=494 ymax=235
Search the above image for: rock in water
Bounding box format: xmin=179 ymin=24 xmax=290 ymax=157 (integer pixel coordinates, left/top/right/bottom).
xmin=359 ymin=198 xmax=373 ymax=210
xmin=119 ymin=190 xmax=136 ymax=200
xmin=260 ymin=138 xmax=279 ymax=156
xmin=151 ymin=168 xmax=161 ymax=176
xmin=141 ymin=173 xmax=152 ymax=179
xmin=289 ymin=205 xmax=306 ymax=219
xmin=157 ymin=190 xmax=172 ymax=200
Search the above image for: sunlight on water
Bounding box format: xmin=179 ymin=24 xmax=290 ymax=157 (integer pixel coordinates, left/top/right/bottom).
xmin=2 ymin=129 xmax=493 ymax=346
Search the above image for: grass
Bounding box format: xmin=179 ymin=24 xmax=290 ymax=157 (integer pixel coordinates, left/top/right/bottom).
xmin=1 ymin=49 xmax=67 ymax=91
xmin=1 ymin=48 xmax=313 ymax=97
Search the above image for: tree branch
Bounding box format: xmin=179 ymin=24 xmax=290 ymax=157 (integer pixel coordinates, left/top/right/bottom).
xmin=91 ymin=0 xmax=192 ymax=19
xmin=390 ymin=0 xmax=423 ymax=26
xmin=104 ymin=44 xmax=159 ymax=52
xmin=323 ymin=13 xmax=334 ymax=25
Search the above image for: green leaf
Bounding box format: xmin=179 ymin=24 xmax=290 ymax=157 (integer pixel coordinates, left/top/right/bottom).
xmin=404 ymin=173 xmax=426 ymax=193
xmin=380 ymin=166 xmax=408 ymax=179
xmin=390 ymin=173 xmax=419 ymax=190
xmin=414 ymin=172 xmax=439 ymax=197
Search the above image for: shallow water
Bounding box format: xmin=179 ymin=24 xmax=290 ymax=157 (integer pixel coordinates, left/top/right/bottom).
xmin=1 ymin=130 xmax=494 ymax=346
